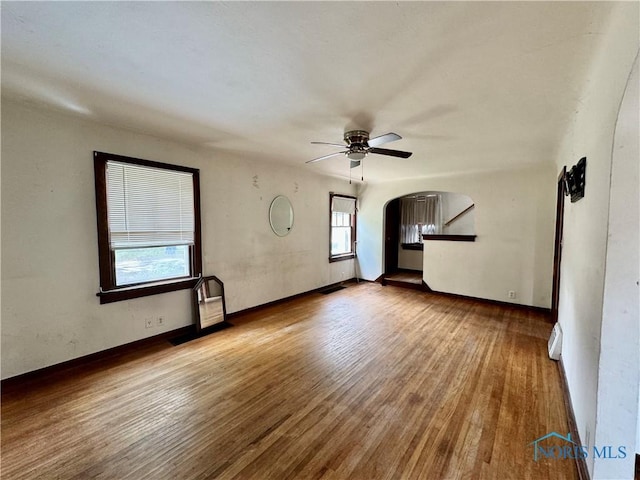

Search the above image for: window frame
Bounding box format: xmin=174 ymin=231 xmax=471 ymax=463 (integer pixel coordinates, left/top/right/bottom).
xmin=94 ymin=151 xmax=202 ymax=304
xmin=329 ymin=193 xmax=357 ymax=263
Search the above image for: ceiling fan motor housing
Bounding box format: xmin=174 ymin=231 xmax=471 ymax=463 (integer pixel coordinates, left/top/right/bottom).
xmin=344 ymin=130 xmax=369 ymax=160
xmin=344 ymin=130 xmax=370 ymax=146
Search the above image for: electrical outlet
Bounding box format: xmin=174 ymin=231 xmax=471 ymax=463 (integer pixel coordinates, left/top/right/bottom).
xmin=157 ymin=316 xmax=164 ymax=326
xmin=145 ymin=318 xmax=153 ymax=329
xmin=508 ymin=290 xmax=516 ymax=299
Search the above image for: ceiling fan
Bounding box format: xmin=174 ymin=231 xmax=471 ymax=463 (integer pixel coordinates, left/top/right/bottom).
xmin=307 ymin=130 xmax=412 ymax=169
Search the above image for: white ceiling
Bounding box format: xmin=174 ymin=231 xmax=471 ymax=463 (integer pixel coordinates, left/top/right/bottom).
xmin=1 ymin=2 xmax=618 ymax=183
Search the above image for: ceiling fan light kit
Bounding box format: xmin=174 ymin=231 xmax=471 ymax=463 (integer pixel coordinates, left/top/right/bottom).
xmin=307 ymin=130 xmax=412 ymax=181
xmin=347 ymin=151 xmax=366 ymax=161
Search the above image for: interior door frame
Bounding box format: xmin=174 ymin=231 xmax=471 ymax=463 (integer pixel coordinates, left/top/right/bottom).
xmin=551 ymin=166 xmax=567 ymax=323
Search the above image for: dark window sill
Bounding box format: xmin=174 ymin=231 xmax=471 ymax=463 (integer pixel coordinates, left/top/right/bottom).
xmin=97 ymin=277 xmax=199 ymax=304
xmin=329 ymin=253 xmax=355 ymax=263
xmin=401 ymin=243 xmax=424 ymax=251
xmin=422 ymin=234 xmax=477 ymax=242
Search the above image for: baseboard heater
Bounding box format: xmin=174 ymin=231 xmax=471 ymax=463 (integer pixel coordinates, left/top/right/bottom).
xmin=548 ymin=323 xmax=562 ymax=360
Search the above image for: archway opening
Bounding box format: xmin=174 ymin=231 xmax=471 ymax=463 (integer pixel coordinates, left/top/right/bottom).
xmin=383 ymin=191 xmax=475 ymax=286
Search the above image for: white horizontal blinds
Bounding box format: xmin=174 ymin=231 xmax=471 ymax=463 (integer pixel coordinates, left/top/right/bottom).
xmin=331 ymin=196 xmax=356 ymax=214
xmin=106 ymin=161 xmax=194 ymax=248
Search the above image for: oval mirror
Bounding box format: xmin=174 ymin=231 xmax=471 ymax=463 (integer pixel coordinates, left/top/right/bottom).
xmin=269 ymin=195 xmax=294 ymax=236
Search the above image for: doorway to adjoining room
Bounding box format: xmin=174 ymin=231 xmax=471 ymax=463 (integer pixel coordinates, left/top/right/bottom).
xmin=382 ymin=191 xmax=475 ymax=290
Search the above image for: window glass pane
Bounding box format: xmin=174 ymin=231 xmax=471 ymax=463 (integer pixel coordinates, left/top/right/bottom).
xmin=331 ymin=226 xmax=352 ymax=255
xmin=114 ymin=245 xmax=190 ymax=286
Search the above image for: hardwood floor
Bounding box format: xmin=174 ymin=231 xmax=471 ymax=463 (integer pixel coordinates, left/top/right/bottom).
xmin=1 ymin=283 xmax=576 ymax=479
xmin=383 ymin=271 xmax=423 ymax=284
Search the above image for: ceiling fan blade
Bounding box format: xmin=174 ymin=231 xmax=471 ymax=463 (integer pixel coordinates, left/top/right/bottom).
xmin=369 ymin=147 xmax=412 ymax=158
xmin=311 ymin=141 xmax=347 ymax=148
xmin=367 ymin=132 xmax=401 ymax=147
xmin=306 ymin=151 xmax=349 ymax=164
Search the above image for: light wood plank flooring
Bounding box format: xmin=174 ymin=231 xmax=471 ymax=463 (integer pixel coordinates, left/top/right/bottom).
xmin=1 ymin=283 xmax=576 ymax=479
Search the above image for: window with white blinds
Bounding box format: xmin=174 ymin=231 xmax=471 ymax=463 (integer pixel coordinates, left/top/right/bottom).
xmin=94 ymin=151 xmax=201 ymax=303
xmin=331 ymin=195 xmax=356 ymax=215
xmin=329 ymin=194 xmax=357 ymax=261
xmin=106 ymin=161 xmax=195 ymax=248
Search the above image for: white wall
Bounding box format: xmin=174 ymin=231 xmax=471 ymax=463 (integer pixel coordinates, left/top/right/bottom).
xmin=441 ymin=192 xmax=474 ymax=235
xmin=357 ymin=165 xmax=556 ymax=308
xmin=1 ymin=99 xmax=355 ymax=379
xmin=551 ymin=3 xmax=639 ymax=477
xmin=593 ymin=55 xmax=638 ymax=478
xmin=397 ymin=248 xmax=422 ymax=271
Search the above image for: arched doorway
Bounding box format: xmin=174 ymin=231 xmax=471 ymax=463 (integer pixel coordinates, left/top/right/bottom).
xmin=383 ymin=191 xmax=475 ymax=288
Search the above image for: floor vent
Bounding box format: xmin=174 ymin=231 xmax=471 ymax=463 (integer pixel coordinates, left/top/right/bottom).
xmin=320 ymin=285 xmax=346 ymax=295
xmin=169 ymin=322 xmax=232 ymax=346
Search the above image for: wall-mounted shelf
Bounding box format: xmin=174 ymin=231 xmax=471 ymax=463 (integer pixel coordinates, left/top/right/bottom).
xmin=401 ymin=243 xmax=424 ymax=251
xmin=422 ymin=234 xmax=477 ymax=242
